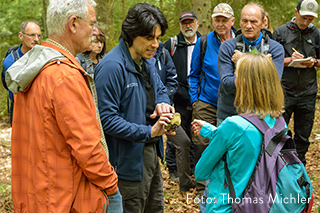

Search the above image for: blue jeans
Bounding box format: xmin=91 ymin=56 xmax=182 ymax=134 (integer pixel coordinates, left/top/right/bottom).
xmin=106 ymin=189 xmax=123 ymax=213
xmin=200 ymin=180 xmax=209 ymax=213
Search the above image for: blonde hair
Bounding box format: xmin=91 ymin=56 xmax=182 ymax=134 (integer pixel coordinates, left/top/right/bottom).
xmin=265 ymin=12 xmax=273 ymax=32
xmin=234 ymin=54 xmax=284 ymax=118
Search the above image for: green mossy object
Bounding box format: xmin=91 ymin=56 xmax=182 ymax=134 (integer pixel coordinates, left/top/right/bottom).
xmin=165 ymin=113 xmax=181 ymax=132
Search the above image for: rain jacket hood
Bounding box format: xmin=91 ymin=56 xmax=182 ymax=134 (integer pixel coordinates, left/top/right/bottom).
xmin=5 ymin=45 xmax=66 ymax=94
xmin=9 ymin=41 xmax=118 ymax=212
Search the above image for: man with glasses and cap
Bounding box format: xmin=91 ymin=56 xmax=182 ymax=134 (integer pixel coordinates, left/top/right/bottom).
xmin=163 ymin=11 xmax=201 ymax=191
xmin=273 ymin=0 xmax=320 ymax=166
xmin=188 ymin=2 xmax=236 ymax=205
xmin=2 ymin=20 xmax=41 ymax=125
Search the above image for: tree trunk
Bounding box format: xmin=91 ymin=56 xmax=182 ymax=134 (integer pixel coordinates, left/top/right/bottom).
xmin=42 ymin=0 xmax=48 ymax=38
xmin=122 ymin=0 xmax=125 ymax=20
xmin=192 ymin=0 xmax=211 ymax=35
xmin=96 ymin=0 xmax=115 ymax=52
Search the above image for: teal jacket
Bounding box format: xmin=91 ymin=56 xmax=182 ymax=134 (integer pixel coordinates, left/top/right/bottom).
xmin=195 ymin=114 xmax=277 ymax=213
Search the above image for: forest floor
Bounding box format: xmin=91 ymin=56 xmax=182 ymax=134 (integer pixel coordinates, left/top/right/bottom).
xmin=0 ymin=101 xmax=319 ymax=212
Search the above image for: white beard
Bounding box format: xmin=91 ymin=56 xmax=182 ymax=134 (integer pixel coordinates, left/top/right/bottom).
xmin=182 ymin=28 xmax=196 ymax=38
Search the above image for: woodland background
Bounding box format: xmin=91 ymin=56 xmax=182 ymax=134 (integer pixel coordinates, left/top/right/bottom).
xmin=0 ymin=0 xmax=320 ymax=212
xmin=2 ymin=0 xmax=320 ymax=117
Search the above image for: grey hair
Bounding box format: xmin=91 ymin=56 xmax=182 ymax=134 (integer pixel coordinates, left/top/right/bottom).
xmin=241 ymin=2 xmax=266 ymax=22
xmin=47 ymin=0 xmax=96 ymax=36
xmin=20 ymin=20 xmax=40 ymax=33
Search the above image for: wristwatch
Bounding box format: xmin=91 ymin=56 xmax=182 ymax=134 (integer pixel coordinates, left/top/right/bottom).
xmin=314 ymin=59 xmax=318 ymax=67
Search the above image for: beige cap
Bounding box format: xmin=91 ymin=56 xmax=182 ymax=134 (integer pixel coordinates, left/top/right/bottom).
xmin=212 ymin=3 xmax=234 ymax=18
xmin=297 ymin=0 xmax=318 ymax=18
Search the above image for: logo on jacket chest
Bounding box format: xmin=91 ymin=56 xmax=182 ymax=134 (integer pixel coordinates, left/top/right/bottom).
xmin=126 ymin=82 xmax=138 ymax=88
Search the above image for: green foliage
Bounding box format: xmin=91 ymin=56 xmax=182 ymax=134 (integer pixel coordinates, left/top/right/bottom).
xmin=1 ymin=0 xmax=320 ymax=119
xmin=111 ymin=0 xmax=193 ymax=45
xmin=0 ymin=0 xmax=44 ymax=119
xmin=0 ymin=0 xmax=44 ymax=58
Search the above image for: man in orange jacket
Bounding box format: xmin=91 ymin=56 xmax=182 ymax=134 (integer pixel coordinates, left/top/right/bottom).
xmin=5 ymin=0 xmax=121 ymax=212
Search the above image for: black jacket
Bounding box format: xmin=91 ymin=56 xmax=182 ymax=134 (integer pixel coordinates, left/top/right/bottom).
xmin=164 ymin=31 xmax=201 ymax=107
xmin=273 ymin=20 xmax=320 ymax=97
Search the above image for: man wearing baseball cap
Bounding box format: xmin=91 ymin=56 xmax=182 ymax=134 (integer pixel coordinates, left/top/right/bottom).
xmin=273 ymin=0 xmax=320 ymax=165
xmin=163 ymin=11 xmax=201 ymax=192
xmin=188 ymin=2 xmax=236 ymax=204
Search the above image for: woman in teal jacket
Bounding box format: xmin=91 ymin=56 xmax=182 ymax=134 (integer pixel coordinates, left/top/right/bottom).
xmin=192 ymin=54 xmax=285 ymax=212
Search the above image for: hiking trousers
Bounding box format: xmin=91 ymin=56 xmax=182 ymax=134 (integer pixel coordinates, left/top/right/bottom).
xmin=118 ymin=143 xmax=164 ymax=213
xmin=167 ymin=126 xmax=193 ymax=189
xmin=282 ymin=93 xmax=316 ymax=165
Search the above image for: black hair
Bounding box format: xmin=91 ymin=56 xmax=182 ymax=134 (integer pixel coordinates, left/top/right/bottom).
xmin=297 ymin=0 xmax=304 ymax=10
xmin=120 ymin=3 xmax=168 ymax=47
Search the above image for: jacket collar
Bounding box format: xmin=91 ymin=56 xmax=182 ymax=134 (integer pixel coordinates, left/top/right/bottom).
xmin=213 ymin=26 xmax=237 ymax=43
xmin=177 ymin=31 xmax=202 ymax=45
xmin=42 ymin=41 xmax=85 ymax=73
xmin=119 ymin=38 xmax=155 ymax=74
xmin=153 ymin=42 xmax=164 ymax=60
xmin=286 ymin=18 xmax=316 ymax=34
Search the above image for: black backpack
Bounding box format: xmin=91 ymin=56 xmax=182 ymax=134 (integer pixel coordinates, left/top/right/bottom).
xmin=1 ymin=46 xmax=20 ymax=126
xmin=76 ymin=53 xmax=87 ymax=71
xmin=1 ymin=46 xmax=20 ymax=90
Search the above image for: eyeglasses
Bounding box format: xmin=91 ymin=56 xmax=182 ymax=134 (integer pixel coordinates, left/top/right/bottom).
xmin=181 ymin=20 xmax=196 ymax=26
xmin=76 ymin=16 xmax=98 ymax=29
xmin=22 ymin=32 xmax=42 ymax=39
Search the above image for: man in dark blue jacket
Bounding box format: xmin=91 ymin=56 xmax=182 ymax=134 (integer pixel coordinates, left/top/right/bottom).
xmin=95 ymin=3 xmax=175 ymax=213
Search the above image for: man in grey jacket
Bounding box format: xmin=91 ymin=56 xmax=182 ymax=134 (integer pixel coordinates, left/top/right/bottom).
xmin=217 ymin=3 xmax=284 ymax=123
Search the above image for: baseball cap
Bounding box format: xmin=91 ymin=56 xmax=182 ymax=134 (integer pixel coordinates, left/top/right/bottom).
xmin=212 ymin=3 xmax=234 ymax=18
xmin=297 ymin=0 xmax=318 ymax=18
xmin=179 ymin=11 xmax=197 ymax=22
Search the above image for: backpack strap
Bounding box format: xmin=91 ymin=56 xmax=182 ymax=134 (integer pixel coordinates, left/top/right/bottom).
xmin=170 ymin=36 xmax=178 ymax=56
xmin=200 ymin=34 xmax=207 ymax=69
xmin=236 ymin=34 xmax=245 ymax=53
xmin=314 ymin=28 xmax=320 ymax=59
xmin=240 ymin=114 xmax=288 ymax=156
xmin=236 ymin=32 xmax=270 ymax=54
xmin=11 ymin=48 xmax=21 ymax=62
xmin=162 ymin=47 xmax=166 ymax=66
xmin=223 ymin=153 xmax=237 ymax=202
xmin=298 ymin=174 xmax=311 ymax=212
xmin=76 ymin=53 xmax=87 ymax=71
xmin=1 ymin=59 xmax=8 ymax=90
xmin=2 ymin=46 xmax=20 ymax=90
xmin=261 ymin=33 xmax=270 ymax=55
xmin=197 ymin=34 xmax=208 ymax=97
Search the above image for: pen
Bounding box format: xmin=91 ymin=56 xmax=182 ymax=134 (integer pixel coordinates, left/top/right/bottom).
xmin=292 ymin=47 xmax=298 ymax=53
